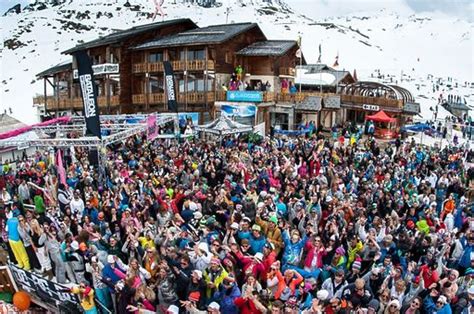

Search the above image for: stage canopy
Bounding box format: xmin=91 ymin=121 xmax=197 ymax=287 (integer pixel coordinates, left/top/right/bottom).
xmin=365 ymin=110 xmax=397 ymax=123
xmin=194 ymin=115 xmax=252 ymax=136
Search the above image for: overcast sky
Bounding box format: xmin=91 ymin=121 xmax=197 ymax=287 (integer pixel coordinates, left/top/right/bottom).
xmin=1 ymin=0 xmax=473 ymax=21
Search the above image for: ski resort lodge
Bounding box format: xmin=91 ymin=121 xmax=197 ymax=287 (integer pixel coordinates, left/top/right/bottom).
xmin=34 ymin=18 xmax=420 ymax=131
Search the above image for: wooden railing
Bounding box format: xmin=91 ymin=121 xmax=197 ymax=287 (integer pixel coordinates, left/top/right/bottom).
xmin=132 ymin=92 xmax=215 ymax=107
xmin=279 ymin=67 xmax=296 ymax=76
xmin=132 ymin=94 xmax=146 ymax=105
xmin=340 ymin=94 xmax=403 ymax=108
xmin=132 ymin=60 xmax=215 ymax=73
xmin=132 ymin=63 xmax=147 ymax=73
xmin=215 ymin=91 xmax=274 ymax=102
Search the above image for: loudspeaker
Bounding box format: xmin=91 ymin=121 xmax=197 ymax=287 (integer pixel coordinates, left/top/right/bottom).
xmin=88 ymin=148 xmax=99 ymax=167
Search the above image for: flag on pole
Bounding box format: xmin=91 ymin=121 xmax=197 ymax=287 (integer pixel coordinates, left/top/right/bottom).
xmin=56 ymin=149 xmax=67 ymax=186
xmin=295 ymin=48 xmax=302 ymax=58
xmin=333 ymin=52 xmax=339 ymax=67
xmin=295 ymin=35 xmax=302 ymax=58
xmin=317 ymin=44 xmax=322 ymax=63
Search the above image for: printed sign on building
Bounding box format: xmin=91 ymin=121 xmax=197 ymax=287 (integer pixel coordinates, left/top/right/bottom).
xmin=226 ymin=91 xmax=263 ymax=102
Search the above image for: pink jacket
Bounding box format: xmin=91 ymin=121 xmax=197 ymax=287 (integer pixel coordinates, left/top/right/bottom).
xmin=303 ymin=242 xmax=326 ymax=269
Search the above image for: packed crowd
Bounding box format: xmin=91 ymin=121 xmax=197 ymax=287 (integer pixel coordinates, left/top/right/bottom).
xmin=1 ymin=130 xmax=474 ymax=314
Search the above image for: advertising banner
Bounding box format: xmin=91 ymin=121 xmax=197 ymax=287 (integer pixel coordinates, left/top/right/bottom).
xmin=75 ymin=50 xmax=102 ymax=139
xmin=9 ymin=264 xmax=82 ymax=313
xmin=163 ymin=61 xmax=178 ymax=112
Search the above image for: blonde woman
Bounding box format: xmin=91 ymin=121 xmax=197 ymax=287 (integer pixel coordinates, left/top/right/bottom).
xmin=29 ymin=219 xmax=53 ymax=278
xmin=133 ymin=283 xmax=156 ymax=312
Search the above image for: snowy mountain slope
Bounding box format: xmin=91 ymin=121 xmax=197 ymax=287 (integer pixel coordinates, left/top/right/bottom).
xmin=1 ymin=0 xmax=473 ymax=124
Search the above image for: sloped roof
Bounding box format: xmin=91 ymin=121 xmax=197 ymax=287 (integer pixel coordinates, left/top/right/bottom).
xmin=0 ymin=114 xmax=26 ymax=134
xmin=296 ymin=64 xmax=353 ymax=86
xmin=194 ymin=115 xmax=252 ymax=135
xmin=36 ymin=61 xmax=72 ymax=78
xmin=63 ymin=18 xmax=197 ymax=54
xmin=134 ymin=23 xmax=261 ymax=50
xmin=236 ymin=40 xmax=296 ymax=56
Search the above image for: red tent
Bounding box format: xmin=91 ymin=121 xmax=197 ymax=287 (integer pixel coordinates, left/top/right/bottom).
xmin=365 ymin=110 xmax=396 ymax=123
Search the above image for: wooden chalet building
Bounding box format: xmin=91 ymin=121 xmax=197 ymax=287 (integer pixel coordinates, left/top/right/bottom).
xmin=35 ymin=18 xmax=197 ymax=115
xmin=34 ymin=18 xmax=419 ymax=130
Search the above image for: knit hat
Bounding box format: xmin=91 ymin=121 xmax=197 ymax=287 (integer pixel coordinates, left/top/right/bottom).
xmin=269 ymin=216 xmax=278 ymax=224
xmin=316 ymin=289 xmax=329 ymax=301
xmin=352 ymin=260 xmax=362 ymax=271
xmin=208 ymin=302 xmax=220 ymax=310
xmin=437 ymin=295 xmax=447 ymax=305
xmin=70 ymin=241 xmax=79 ymax=251
xmin=193 ymin=270 xmax=203 ymax=280
xmin=188 ymin=291 xmax=201 ymax=302
xmin=335 ymin=247 xmax=346 ymax=255
xmin=252 ymin=224 xmax=261 ymax=232
xmin=368 ymin=299 xmax=379 ymax=310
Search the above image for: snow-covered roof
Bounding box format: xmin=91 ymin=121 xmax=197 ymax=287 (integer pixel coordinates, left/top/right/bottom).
xmin=36 ymin=61 xmax=72 ymax=78
xmin=236 ymin=40 xmax=296 ymax=56
xmin=0 ymin=114 xmax=26 ymax=134
xmin=295 ymin=65 xmax=353 ymax=86
xmin=194 ymin=115 xmax=252 ymax=135
xmin=134 ymin=23 xmax=261 ymax=50
xmin=63 ymin=19 xmax=197 ymax=54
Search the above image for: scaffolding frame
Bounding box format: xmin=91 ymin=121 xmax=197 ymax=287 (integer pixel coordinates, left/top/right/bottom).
xmin=0 ymin=114 xmax=175 ymax=148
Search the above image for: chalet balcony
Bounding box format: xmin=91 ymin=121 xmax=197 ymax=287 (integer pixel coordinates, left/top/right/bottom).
xmin=132 ymin=60 xmax=215 ymax=74
xmin=276 ymin=92 xmax=336 ymax=103
xmin=33 ymin=96 xmax=120 ymax=110
xmin=279 ymin=67 xmax=296 ymax=77
xmin=340 ymin=94 xmax=403 ymax=109
xmin=132 ymin=92 xmax=215 ymax=107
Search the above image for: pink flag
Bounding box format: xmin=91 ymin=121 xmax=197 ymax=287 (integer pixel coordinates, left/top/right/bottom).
xmin=147 ymin=114 xmax=158 ymax=141
xmin=56 ymin=149 xmax=67 ymax=186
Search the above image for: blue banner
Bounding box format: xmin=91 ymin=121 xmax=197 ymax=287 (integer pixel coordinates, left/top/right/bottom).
xmin=227 ymin=91 xmax=263 ymax=102
xmin=221 ymin=104 xmax=256 ymax=118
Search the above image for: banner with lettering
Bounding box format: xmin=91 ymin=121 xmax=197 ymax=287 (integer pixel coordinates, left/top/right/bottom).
xmin=75 ymin=50 xmax=102 ymax=139
xmin=9 ymin=264 xmax=82 ymax=313
xmin=147 ymin=114 xmax=158 ymax=141
xmin=163 ymin=61 xmax=178 ymax=113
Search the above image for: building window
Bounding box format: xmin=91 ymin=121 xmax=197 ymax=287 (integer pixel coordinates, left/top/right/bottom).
xmin=225 ymin=52 xmax=232 ymax=64
xmin=188 ymin=49 xmax=205 ymax=60
xmin=196 ymin=79 xmax=205 ymax=91
xmin=179 ymin=80 xmax=185 ymax=93
xmin=149 ymin=76 xmax=164 ymax=93
xmin=148 ymin=52 xmax=163 ymax=63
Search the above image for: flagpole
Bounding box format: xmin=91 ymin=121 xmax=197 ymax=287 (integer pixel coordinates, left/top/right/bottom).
xmin=298 ymin=35 xmax=302 ymax=93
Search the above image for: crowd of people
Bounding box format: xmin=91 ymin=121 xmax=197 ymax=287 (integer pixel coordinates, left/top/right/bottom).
xmin=1 ymin=129 xmax=474 ymax=314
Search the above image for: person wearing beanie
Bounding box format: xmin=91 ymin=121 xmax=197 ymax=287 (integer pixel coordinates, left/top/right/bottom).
xmin=322 ymin=268 xmax=348 ymax=299
xmin=367 ymin=298 xmax=379 ymax=313
xmin=346 ymin=258 xmax=363 ymax=284
xmin=255 ymin=211 xmax=283 ymax=255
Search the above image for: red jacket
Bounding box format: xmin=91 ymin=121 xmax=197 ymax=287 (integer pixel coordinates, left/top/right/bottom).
xmin=234 ymin=297 xmax=262 ymax=314
xmin=261 ymin=251 xmax=277 ymax=282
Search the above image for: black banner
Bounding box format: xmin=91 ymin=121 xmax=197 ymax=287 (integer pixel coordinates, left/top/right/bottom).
xmin=9 ymin=264 xmax=82 ymax=313
xmin=163 ymin=61 xmax=178 ymax=112
xmin=75 ymin=50 xmax=102 ymax=139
